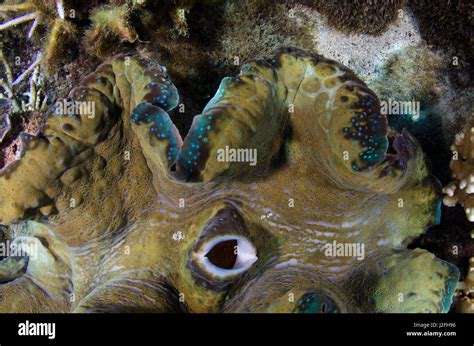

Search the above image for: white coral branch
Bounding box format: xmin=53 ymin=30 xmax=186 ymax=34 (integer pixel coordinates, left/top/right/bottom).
xmin=0 ymin=50 xmax=46 ymax=113
xmin=12 ymin=53 xmax=42 ymax=86
xmin=0 ymin=12 xmax=37 ymax=31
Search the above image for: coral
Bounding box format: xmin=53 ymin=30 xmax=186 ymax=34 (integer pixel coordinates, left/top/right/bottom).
xmin=437 ymin=86 xmax=474 ymax=151
xmin=0 ymin=0 xmax=79 ymax=73
xmin=83 ymin=4 xmax=138 ymax=59
xmin=171 ymin=2 xmax=192 ymax=38
xmin=0 ymin=101 xmax=11 ymax=141
xmin=443 ymin=119 xmax=474 ymax=221
xmin=0 ymin=48 xmax=47 ymax=113
xmin=0 ymin=45 xmax=47 ymax=171
xmin=82 ymin=0 xmax=198 ymax=59
xmin=408 ymin=0 xmax=473 ymax=88
xmin=456 ymin=252 xmax=473 ymax=313
xmin=313 ymin=0 xmax=406 ymax=35
xmin=0 ymin=47 xmax=458 ymax=313
xmin=208 ymin=1 xmax=317 ymax=75
xmin=0 ymin=48 xmax=19 ymax=111
xmin=372 ymin=44 xmax=444 ymax=111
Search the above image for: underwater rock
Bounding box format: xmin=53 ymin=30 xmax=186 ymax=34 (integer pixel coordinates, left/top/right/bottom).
xmin=0 ymin=47 xmax=459 ymax=313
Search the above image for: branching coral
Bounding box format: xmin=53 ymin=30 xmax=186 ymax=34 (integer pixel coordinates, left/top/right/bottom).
xmin=0 ymin=46 xmax=47 ymax=111
xmin=0 ymin=36 xmax=48 ymax=191
xmin=0 ymin=45 xmax=47 ymax=169
xmin=443 ymin=119 xmax=474 ymax=221
xmin=0 ymin=47 xmax=458 ymax=313
xmin=0 ymin=48 xmax=19 ymax=111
